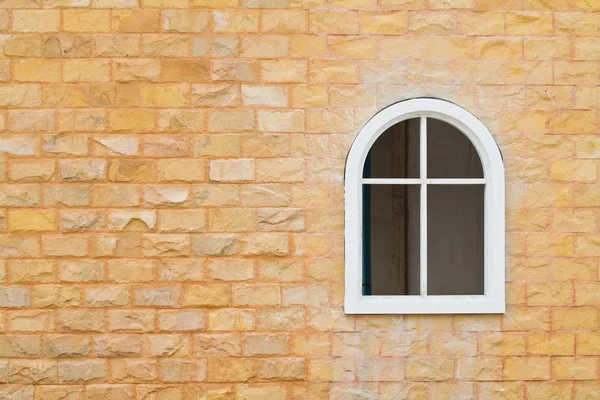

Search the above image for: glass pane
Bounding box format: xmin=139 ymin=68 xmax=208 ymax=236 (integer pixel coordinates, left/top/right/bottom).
xmin=363 ymin=184 xmax=420 ymax=295
xmin=363 ymin=118 xmax=420 ymax=179
xmin=427 ymin=185 xmax=484 ymax=295
xmin=427 ymin=118 xmax=483 ymax=179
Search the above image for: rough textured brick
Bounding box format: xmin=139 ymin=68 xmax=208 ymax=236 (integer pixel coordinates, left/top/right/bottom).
xmin=1 ymin=0 xmax=599 ymax=396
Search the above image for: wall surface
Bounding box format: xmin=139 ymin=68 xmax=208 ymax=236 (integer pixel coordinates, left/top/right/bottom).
xmin=0 ymin=0 xmax=599 ymax=399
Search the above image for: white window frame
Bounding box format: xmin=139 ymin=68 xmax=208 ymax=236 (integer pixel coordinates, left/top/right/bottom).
xmin=344 ymin=98 xmax=505 ymax=314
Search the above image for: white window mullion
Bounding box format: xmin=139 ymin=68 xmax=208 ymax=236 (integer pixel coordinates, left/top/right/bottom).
xmin=420 ymin=116 xmax=427 ymax=297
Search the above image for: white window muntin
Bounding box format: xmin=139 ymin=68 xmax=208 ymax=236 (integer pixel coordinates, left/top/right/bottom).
xmin=344 ymin=98 xmax=505 ymax=314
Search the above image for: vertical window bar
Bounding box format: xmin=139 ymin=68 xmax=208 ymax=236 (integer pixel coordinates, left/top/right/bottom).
xmin=420 ymin=116 xmax=427 ymax=296
xmin=362 ymin=153 xmax=372 ymax=295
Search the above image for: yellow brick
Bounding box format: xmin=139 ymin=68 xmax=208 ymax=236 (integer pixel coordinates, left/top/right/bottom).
xmin=64 ymin=10 xmax=111 ymax=32
xmin=108 ymin=109 xmax=155 ymax=132
xmin=361 ymin=12 xmax=408 ymax=35
xmin=162 ymin=60 xmax=211 ymax=82
xmin=310 ymin=11 xmax=358 ymax=34
xmin=428 ymin=36 xmax=474 ymax=59
xmin=212 ymin=10 xmax=259 ymax=33
xmin=555 ymin=13 xmax=600 ymax=36
xmin=475 ymin=38 xmax=523 ymax=60
xmin=409 ymin=11 xmax=457 ymax=35
xmin=43 ymin=85 xmax=90 ymax=108
xmin=553 ymin=357 xmax=598 ymax=380
xmin=430 ymin=0 xmax=473 ymax=8
xmin=379 ymin=0 xmax=426 ymax=9
xmin=261 ymin=10 xmax=308 ymax=33
xmin=503 ymin=357 xmax=551 ymax=381
xmin=63 ymin=60 xmax=111 ymax=83
xmin=528 ymin=333 xmax=575 ymax=355
xmin=526 ymin=383 xmax=573 ymax=399
xmin=94 ymin=34 xmax=140 ymax=57
xmin=552 ymin=307 xmax=598 ymax=330
xmin=524 ymin=38 xmax=570 ymax=60
xmin=140 ymin=84 xmax=188 ymax=108
xmin=458 ymin=11 xmax=504 ymax=35
xmin=576 ymin=332 xmax=600 ymax=355
xmin=112 ymin=9 xmax=161 ymax=32
xmin=262 ymin=60 xmax=307 ymax=83
xmin=505 ymin=12 xmax=553 ymax=35
xmin=550 ymin=160 xmax=596 ymax=182
xmin=480 ymin=333 xmax=526 ymax=355
xmin=290 ymin=35 xmax=327 ymax=58
xmin=548 ymin=110 xmax=598 ymax=134
xmin=163 ymin=10 xmax=209 ymax=33
xmin=329 ymin=37 xmax=377 ymax=59
xmin=291 ymin=85 xmax=328 ymax=107
xmin=9 ymin=160 xmax=55 ymax=182
xmin=12 ymin=10 xmax=60 ymax=32
xmin=502 ymin=307 xmax=550 ymax=331
xmin=378 ymin=36 xmax=427 ymax=59
xmin=8 ymin=210 xmax=55 ymax=232
xmin=555 ymin=61 xmax=600 ymax=85
xmin=524 ymin=0 xmax=570 ymax=9
xmin=14 ymin=59 xmax=60 ymax=83
xmin=527 ymin=282 xmax=573 ymax=306
xmin=242 ymin=35 xmax=289 ymax=58
xmin=114 ymin=60 xmax=161 ymax=82
xmin=527 ymin=233 xmax=573 ymax=257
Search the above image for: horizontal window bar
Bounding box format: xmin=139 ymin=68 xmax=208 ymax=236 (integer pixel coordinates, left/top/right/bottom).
xmin=361 ymin=178 xmax=487 ymax=185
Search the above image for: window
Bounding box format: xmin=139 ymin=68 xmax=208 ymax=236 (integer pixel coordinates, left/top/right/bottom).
xmin=344 ymin=98 xmax=505 ymax=314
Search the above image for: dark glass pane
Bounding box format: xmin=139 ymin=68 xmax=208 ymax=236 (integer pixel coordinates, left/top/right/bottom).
xmin=363 ymin=184 xmax=420 ymax=295
xmin=427 ymin=118 xmax=483 ymax=179
xmin=363 ymin=118 xmax=420 ymax=179
xmin=427 ymin=185 xmax=484 ymax=295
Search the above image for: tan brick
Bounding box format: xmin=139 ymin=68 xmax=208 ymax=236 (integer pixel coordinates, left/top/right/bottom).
xmin=261 ymin=10 xmax=307 ymax=33
xmin=14 ymin=59 xmax=60 ymax=82
xmin=262 ymin=60 xmax=307 ymax=83
xmin=476 ymin=38 xmax=523 ymax=60
xmin=503 ymin=357 xmax=551 ymax=381
xmin=158 ymin=210 xmax=206 ymax=232
xmin=59 ymin=360 xmax=107 ymax=384
xmin=291 ymin=35 xmax=327 ymax=58
xmin=44 ymin=334 xmax=90 ymax=358
xmin=112 ymin=9 xmax=160 ymax=32
xmin=163 ymin=10 xmax=209 ymax=32
xmin=114 ymin=59 xmax=161 ymax=82
xmin=195 ymin=135 xmax=240 ymax=157
xmin=553 ymin=357 xmax=597 ymax=380
xmin=143 ymin=34 xmax=189 ymax=57
xmin=157 ymin=109 xmax=205 ymax=132
xmin=184 ymin=285 xmax=229 ymax=307
xmin=209 ymin=159 xmax=254 ymax=182
xmin=208 ymin=110 xmax=255 ymax=132
xmin=210 ymin=259 xmax=254 ymax=281
xmin=9 ymin=160 xmax=55 ymax=182
xmin=8 ymin=260 xmax=54 ymax=283
xmin=242 ymin=35 xmax=289 ymax=58
xmin=505 ymin=12 xmax=553 ymax=35
xmin=110 ymin=359 xmax=157 ymax=383
xmin=552 ymin=307 xmax=598 ymax=330
xmin=192 ymin=84 xmax=240 ymax=107
xmin=140 ymin=84 xmax=188 ymax=108
xmin=64 ymin=10 xmax=110 ymax=32
xmin=212 ymin=10 xmax=259 ymax=33
xmin=13 ymin=10 xmax=59 ymax=32
xmin=528 ymin=333 xmax=575 ymax=356
xmin=108 ymin=109 xmax=155 ymax=132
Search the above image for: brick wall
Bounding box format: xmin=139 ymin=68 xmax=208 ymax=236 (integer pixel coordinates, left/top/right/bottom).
xmin=0 ymin=0 xmax=599 ymax=398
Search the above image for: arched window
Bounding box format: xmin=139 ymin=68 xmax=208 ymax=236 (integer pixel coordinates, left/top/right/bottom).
xmin=345 ymin=98 xmax=505 ymax=314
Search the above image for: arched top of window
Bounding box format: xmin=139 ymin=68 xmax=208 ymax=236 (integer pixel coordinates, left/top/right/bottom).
xmin=344 ymin=98 xmax=505 ymax=315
